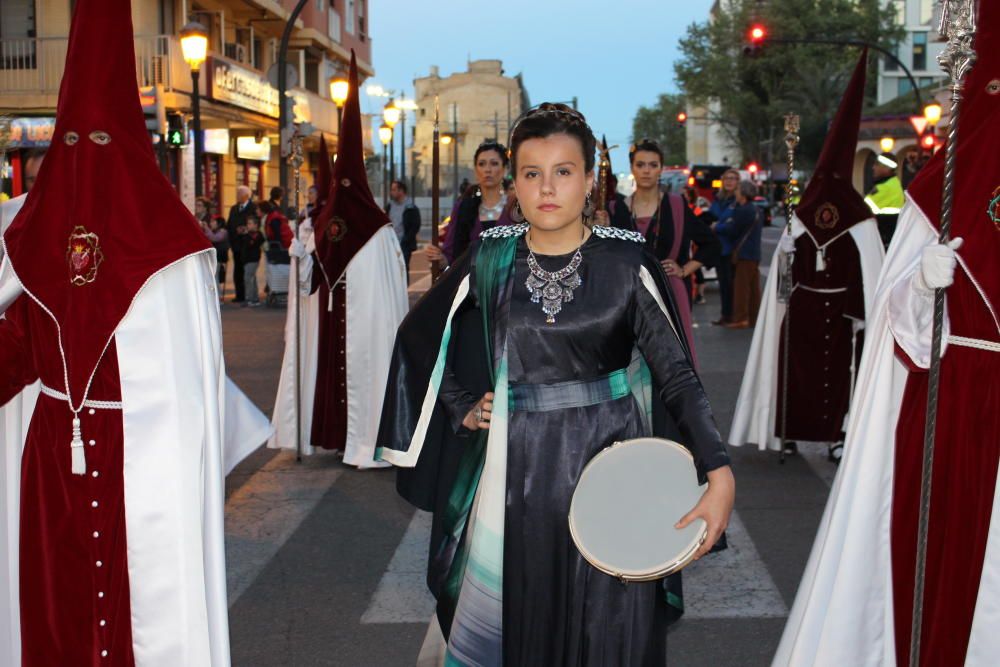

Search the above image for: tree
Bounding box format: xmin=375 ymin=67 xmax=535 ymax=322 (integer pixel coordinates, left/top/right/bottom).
xmin=674 ymin=0 xmax=903 ymax=169
xmin=632 ymin=93 xmax=688 ymax=165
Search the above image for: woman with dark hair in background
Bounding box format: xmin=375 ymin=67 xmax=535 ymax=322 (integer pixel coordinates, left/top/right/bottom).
xmin=605 ymin=139 xmax=720 ymax=359
xmin=379 ymin=103 xmax=733 ymax=666
xmin=426 ymin=140 xmax=514 ymax=266
xmin=709 ymin=168 xmax=740 ymax=325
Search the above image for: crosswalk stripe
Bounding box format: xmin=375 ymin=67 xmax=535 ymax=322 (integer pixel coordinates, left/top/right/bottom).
xmin=225 ymin=450 xmax=343 ymax=606
xmin=361 ymin=509 xmax=786 ymax=623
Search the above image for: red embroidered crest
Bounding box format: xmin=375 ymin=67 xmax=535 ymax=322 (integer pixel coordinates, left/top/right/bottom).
xmin=67 ymin=226 xmax=104 ymax=286
xmin=326 ymin=215 xmax=348 ymax=242
xmin=989 ymin=186 xmax=1000 ymax=231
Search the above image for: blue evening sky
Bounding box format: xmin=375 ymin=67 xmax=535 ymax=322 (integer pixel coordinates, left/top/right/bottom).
xmin=366 ymin=0 xmax=714 ymax=176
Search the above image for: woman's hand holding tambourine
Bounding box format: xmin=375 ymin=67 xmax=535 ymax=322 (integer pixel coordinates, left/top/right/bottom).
xmin=462 ymin=392 xmax=494 ymax=431
xmin=675 ymin=465 xmax=735 ymax=560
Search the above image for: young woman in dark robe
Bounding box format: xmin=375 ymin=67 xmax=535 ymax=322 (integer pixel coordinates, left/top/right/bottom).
xmin=601 ymin=140 xmax=720 ymax=360
xmin=378 ymin=104 xmax=734 ymax=666
xmin=425 ymin=140 xmax=515 ymax=266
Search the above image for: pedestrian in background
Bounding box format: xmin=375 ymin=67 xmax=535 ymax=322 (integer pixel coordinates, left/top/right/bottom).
xmin=237 ymin=216 xmax=264 ymax=307
xmin=227 ymin=185 xmax=255 ymax=303
xmin=201 ymin=209 xmax=230 ymax=299
xmin=268 ymin=186 xmax=286 ymax=217
xmin=385 ymin=179 xmax=421 ymax=275
xmin=302 ymin=184 xmax=319 ymax=220
xmin=709 ymin=168 xmax=739 ymax=325
xmin=715 ymin=179 xmax=763 ymax=329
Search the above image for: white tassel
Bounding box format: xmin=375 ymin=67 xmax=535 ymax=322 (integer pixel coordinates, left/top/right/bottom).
xmin=70 ymin=414 xmax=86 ymax=475
xmin=816 ymin=248 xmax=827 ymax=272
xmin=328 ymin=289 xmax=334 ymax=312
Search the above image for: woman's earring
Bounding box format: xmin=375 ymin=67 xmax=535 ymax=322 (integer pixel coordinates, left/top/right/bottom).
xmin=512 ymin=200 xmax=525 ymax=223
xmin=475 ymin=187 xmax=482 ymax=198
xmin=583 ymin=191 xmax=595 ymax=219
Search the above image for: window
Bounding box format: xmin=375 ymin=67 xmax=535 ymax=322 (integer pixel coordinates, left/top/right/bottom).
xmin=328 ymin=8 xmax=341 ymax=41
xmin=316 ymin=0 xmax=325 ymax=11
xmin=891 ymin=0 xmax=905 ymax=26
xmin=884 ymin=47 xmax=899 ymax=72
xmin=345 ymin=0 xmax=355 ymax=36
xmin=913 ymin=32 xmax=928 ymax=71
xmin=158 ymin=0 xmax=175 ymax=34
xmin=920 ymin=0 xmax=934 ymax=25
xmin=898 ymin=77 xmax=914 ymax=98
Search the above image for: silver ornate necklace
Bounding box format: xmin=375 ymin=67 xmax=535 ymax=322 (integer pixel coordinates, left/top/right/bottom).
xmin=525 ymin=230 xmax=585 ymax=324
xmin=479 ymin=192 xmax=507 ymax=222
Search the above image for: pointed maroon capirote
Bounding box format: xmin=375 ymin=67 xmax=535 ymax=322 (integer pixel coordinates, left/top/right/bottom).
xmin=794 ymin=49 xmax=874 ymax=245
xmin=316 ymin=134 xmax=333 ymax=208
xmin=2 ymin=0 xmax=209 ymax=404
xmin=312 ymin=50 xmax=391 ymax=289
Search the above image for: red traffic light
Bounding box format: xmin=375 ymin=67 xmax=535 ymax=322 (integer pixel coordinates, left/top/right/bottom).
xmin=747 ymin=162 xmax=760 ymax=174
xmin=676 ymin=111 xmax=688 ymax=124
xmin=750 ymin=25 xmax=766 ymax=43
xmin=921 ymin=132 xmax=936 ymax=149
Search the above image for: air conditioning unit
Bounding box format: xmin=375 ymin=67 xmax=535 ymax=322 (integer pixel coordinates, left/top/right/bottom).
xmin=224 ymin=42 xmax=248 ymax=64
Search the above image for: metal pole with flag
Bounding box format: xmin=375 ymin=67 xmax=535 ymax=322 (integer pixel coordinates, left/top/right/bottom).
xmin=910 ymin=3 xmax=978 ymax=664
xmin=778 ymin=112 xmax=800 ymax=465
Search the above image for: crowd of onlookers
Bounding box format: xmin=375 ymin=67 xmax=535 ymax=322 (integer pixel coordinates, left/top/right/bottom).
xmin=194 ymin=185 xmax=294 ymax=307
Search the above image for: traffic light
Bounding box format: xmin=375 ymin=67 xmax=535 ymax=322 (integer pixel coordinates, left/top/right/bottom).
xmin=165 ymin=113 xmax=188 ymax=147
xmin=676 ymin=111 xmax=688 ymax=128
xmin=747 ymin=162 xmax=760 ymax=177
xmin=743 ymin=24 xmax=767 ymax=57
xmin=920 ymin=129 xmax=936 ymax=152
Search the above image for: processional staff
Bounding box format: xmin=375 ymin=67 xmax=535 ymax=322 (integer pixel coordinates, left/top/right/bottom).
xmin=911 ymin=2 xmax=978 ymax=664
xmin=288 ymin=125 xmax=309 ymax=462
xmin=778 ymin=112 xmax=800 ymax=465
xmin=431 ymin=96 xmax=442 ymax=283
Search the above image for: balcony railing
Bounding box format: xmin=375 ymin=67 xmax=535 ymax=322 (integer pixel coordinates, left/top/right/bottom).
xmin=0 ymin=35 xmax=190 ymax=95
xmin=0 ymin=35 xmax=343 ymax=136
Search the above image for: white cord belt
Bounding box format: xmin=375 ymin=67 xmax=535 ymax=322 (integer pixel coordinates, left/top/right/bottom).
xmin=949 ymin=335 xmax=1000 ymax=353
xmin=39 ymin=384 xmax=123 ymax=410
xmin=796 ymin=285 xmax=848 ymax=294
xmin=39 ymin=384 xmax=122 ymax=477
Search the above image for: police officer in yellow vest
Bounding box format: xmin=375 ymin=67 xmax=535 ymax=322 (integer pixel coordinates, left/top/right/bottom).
xmin=865 ymin=152 xmax=905 ymax=248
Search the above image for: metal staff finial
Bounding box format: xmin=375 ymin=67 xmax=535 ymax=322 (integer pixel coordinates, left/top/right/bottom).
xmin=911 ymin=2 xmax=978 ymax=665
xmin=777 ymin=112 xmax=800 ymax=465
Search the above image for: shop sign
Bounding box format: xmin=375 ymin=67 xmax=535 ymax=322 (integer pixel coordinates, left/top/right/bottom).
xmin=7 ymin=118 xmax=56 ymax=148
xmin=203 ymin=129 xmax=230 ymax=155
xmin=236 ymin=136 xmax=271 ymax=161
xmin=209 ymin=56 xmax=280 ymax=118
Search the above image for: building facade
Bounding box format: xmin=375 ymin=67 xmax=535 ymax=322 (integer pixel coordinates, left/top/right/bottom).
xmin=0 ymin=0 xmax=377 ymax=214
xmin=411 ymin=60 xmax=528 ymax=198
xmin=877 ymin=0 xmax=946 ymax=105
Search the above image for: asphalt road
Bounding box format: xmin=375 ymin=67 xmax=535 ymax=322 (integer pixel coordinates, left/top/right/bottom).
xmin=219 ymin=223 xmax=838 ymax=666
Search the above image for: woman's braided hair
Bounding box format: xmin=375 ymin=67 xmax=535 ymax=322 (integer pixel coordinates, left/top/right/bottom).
xmin=508 ymin=102 xmax=597 ymax=173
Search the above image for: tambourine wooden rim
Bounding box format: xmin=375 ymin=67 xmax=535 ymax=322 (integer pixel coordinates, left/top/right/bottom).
xmin=568 ymin=438 xmax=708 ymax=582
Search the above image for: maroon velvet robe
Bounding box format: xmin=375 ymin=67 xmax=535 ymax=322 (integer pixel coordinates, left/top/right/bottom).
xmin=310 ymin=282 xmax=349 ymax=451
xmin=0 ymin=296 xmax=134 ymax=666
xmin=891 ymin=260 xmax=1000 ymax=666
xmin=775 ymin=232 xmax=865 ymax=442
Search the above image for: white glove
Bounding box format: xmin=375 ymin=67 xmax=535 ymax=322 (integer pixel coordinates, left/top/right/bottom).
xmin=778 ymin=232 xmax=796 ymax=254
xmin=290 ymin=238 xmax=308 ymax=259
xmin=914 ymin=237 xmax=963 ymax=294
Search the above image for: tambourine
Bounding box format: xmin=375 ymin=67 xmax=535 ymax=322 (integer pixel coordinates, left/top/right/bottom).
xmin=568 ymin=437 xmax=707 ymax=582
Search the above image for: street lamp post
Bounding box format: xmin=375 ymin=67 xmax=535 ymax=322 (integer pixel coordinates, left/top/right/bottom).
xmin=180 ymin=21 xmax=208 ymax=198
xmin=329 ymin=76 xmax=349 ymax=130
xmin=379 ymin=123 xmax=393 ymax=205
xmin=399 ymin=110 xmax=406 ymax=185
xmin=383 ymin=99 xmax=401 ymax=188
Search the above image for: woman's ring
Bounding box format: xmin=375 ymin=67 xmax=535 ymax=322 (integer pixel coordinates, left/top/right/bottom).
xmin=475 ymin=406 xmax=484 ymax=422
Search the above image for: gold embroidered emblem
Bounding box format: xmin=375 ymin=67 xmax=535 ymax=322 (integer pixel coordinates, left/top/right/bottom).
xmin=814 ymin=203 xmax=840 ymax=230
xmin=67 ymin=226 xmax=104 ymax=286
xmin=326 ymin=215 xmax=348 ymax=242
